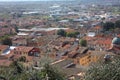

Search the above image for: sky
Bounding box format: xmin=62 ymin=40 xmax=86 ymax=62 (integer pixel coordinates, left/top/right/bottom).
xmin=0 ymin=0 xmax=72 ymax=1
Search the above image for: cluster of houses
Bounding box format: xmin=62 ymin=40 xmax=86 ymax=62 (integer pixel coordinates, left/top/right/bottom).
xmin=0 ymin=45 xmax=40 ymax=67
xmin=0 ymin=3 xmax=120 ymax=80
xmin=0 ymin=27 xmax=16 ymax=36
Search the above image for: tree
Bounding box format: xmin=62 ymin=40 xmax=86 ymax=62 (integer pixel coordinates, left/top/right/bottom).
xmin=1 ymin=37 xmax=12 ymax=46
xmin=66 ymin=32 xmax=79 ymax=38
xmin=57 ymin=29 xmax=66 ymax=37
xmin=14 ymin=26 xmax=19 ymax=33
xmin=79 ymin=39 xmax=87 ymax=47
xmin=18 ymin=56 xmax=26 ymax=62
xmin=103 ymin=22 xmax=115 ymax=31
xmin=74 ymin=31 xmax=80 ymax=35
xmin=84 ymin=56 xmax=120 ymax=80
xmin=115 ymin=20 xmax=120 ymax=28
xmin=10 ymin=61 xmax=24 ymax=74
xmin=38 ymin=64 xmax=65 ymax=80
xmin=66 ymin=32 xmax=76 ymax=37
xmin=0 ymin=61 xmax=29 ymax=80
xmin=0 ymin=57 xmax=65 ymax=80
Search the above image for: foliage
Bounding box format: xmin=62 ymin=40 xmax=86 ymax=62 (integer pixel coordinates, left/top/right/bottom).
xmin=0 ymin=61 xmax=29 ymax=80
xmin=102 ymin=20 xmax=120 ymax=31
xmin=79 ymin=39 xmax=87 ymax=47
xmin=114 ymin=20 xmax=120 ymax=28
xmin=18 ymin=56 xmax=26 ymax=62
xmin=4 ymin=25 xmax=8 ymax=28
xmin=0 ymin=60 xmax=65 ymax=80
xmin=14 ymin=26 xmax=19 ymax=33
xmin=10 ymin=61 xmax=24 ymax=74
xmin=38 ymin=64 xmax=65 ymax=80
xmin=66 ymin=32 xmax=79 ymax=38
xmin=84 ymin=56 xmax=120 ymax=80
xmin=57 ymin=29 xmax=66 ymax=37
xmin=103 ymin=22 xmax=115 ymax=31
xmin=1 ymin=37 xmax=12 ymax=46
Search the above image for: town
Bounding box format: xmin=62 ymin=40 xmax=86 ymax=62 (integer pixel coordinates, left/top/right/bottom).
xmin=0 ymin=0 xmax=120 ymax=80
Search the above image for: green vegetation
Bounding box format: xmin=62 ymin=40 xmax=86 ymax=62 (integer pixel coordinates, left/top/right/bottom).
xmin=14 ymin=26 xmax=19 ymax=33
xmin=103 ymin=22 xmax=115 ymax=31
xmin=66 ymin=32 xmax=79 ymax=38
xmin=0 ymin=59 xmax=65 ymax=80
xmin=115 ymin=20 xmax=120 ymax=28
xmin=57 ymin=29 xmax=67 ymax=37
xmin=103 ymin=20 xmax=120 ymax=31
xmin=1 ymin=37 xmax=12 ymax=46
xmin=0 ymin=61 xmax=28 ymax=80
xmin=18 ymin=56 xmax=26 ymax=62
xmin=79 ymin=39 xmax=87 ymax=47
xmin=38 ymin=64 xmax=65 ymax=80
xmin=84 ymin=56 xmax=120 ymax=80
xmin=57 ymin=29 xmax=79 ymax=38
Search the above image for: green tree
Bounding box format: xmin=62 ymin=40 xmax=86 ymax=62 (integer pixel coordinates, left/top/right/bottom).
xmin=14 ymin=26 xmax=19 ymax=33
xmin=1 ymin=37 xmax=12 ymax=46
xmin=66 ymin=32 xmax=76 ymax=37
xmin=101 ymin=17 xmax=105 ymax=21
xmin=18 ymin=56 xmax=26 ymax=62
xmin=115 ymin=20 xmax=120 ymax=28
xmin=38 ymin=64 xmax=65 ymax=80
xmin=0 ymin=58 xmax=65 ymax=80
xmin=79 ymin=39 xmax=87 ymax=47
xmin=74 ymin=31 xmax=80 ymax=35
xmin=33 ymin=57 xmax=65 ymax=80
xmin=57 ymin=29 xmax=66 ymax=37
xmin=4 ymin=25 xmax=8 ymax=28
xmin=103 ymin=22 xmax=115 ymax=31
xmin=84 ymin=56 xmax=120 ymax=80
xmin=66 ymin=32 xmax=79 ymax=38
xmin=0 ymin=61 xmax=29 ymax=80
xmin=10 ymin=61 xmax=24 ymax=74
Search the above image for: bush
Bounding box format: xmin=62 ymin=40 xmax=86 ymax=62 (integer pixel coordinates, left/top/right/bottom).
xmin=84 ymin=56 xmax=120 ymax=80
xmin=79 ymin=39 xmax=87 ymax=47
xmin=57 ymin=29 xmax=66 ymax=37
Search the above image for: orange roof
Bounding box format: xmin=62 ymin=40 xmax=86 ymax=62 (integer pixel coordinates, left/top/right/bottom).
xmin=0 ymin=45 xmax=9 ymax=51
xmin=63 ymin=44 xmax=71 ymax=50
xmin=14 ymin=46 xmax=34 ymax=53
xmin=93 ymin=26 xmax=101 ymax=30
xmin=94 ymin=39 xmax=112 ymax=45
xmin=0 ymin=60 xmax=12 ymax=67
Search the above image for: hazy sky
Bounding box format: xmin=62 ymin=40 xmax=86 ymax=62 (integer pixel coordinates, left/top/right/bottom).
xmin=0 ymin=0 xmax=70 ymax=1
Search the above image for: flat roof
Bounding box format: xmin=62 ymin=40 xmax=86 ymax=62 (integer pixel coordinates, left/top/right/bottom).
xmin=17 ymin=32 xmax=29 ymax=36
xmin=31 ymin=28 xmax=69 ymax=31
xmin=1 ymin=46 xmax=16 ymax=55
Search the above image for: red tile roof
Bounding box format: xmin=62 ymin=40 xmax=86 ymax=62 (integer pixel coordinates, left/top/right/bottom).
xmin=14 ymin=46 xmax=34 ymax=53
xmin=0 ymin=60 xmax=12 ymax=67
xmin=0 ymin=45 xmax=9 ymax=51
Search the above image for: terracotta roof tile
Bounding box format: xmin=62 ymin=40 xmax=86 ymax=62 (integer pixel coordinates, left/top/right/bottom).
xmin=0 ymin=45 xmax=9 ymax=51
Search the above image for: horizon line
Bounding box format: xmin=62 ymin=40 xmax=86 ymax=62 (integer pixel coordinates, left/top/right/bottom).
xmin=0 ymin=0 xmax=75 ymax=2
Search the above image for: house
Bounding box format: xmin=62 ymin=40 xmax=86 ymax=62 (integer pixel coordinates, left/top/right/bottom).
xmin=51 ymin=59 xmax=83 ymax=79
xmin=12 ymin=38 xmax=27 ymax=46
xmin=75 ymin=50 xmax=114 ymax=67
xmin=13 ymin=46 xmax=40 ymax=57
xmin=0 ymin=60 xmax=12 ymax=67
xmin=4 ymin=46 xmax=41 ymax=62
xmin=84 ymin=35 xmax=112 ymax=51
xmin=0 ymin=27 xmax=16 ymax=36
xmin=0 ymin=45 xmax=9 ymax=54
